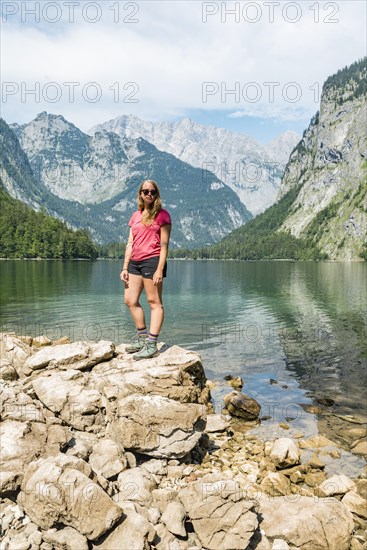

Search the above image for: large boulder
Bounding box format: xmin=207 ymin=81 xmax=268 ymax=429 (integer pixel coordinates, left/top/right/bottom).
xmin=178 ymin=475 xmax=258 ymax=549
xmin=24 ymin=340 xmax=115 ymax=372
xmin=18 ymin=454 xmax=123 ymax=540
xmin=0 ymin=419 xmax=70 ymax=495
xmin=107 ymin=394 xmax=206 ymax=458
xmin=0 ymin=332 xmax=33 ymax=379
xmin=258 ymin=495 xmax=354 ymax=549
xmin=223 ymin=391 xmax=261 ymax=420
xmin=32 ymin=369 xmax=104 ymax=432
xmin=92 ymin=344 xmax=209 ymax=405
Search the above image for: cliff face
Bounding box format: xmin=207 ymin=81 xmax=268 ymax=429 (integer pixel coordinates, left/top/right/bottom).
xmin=277 ymin=59 xmax=367 ymax=260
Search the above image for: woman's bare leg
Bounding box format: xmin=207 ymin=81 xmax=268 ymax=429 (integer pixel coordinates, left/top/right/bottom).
xmin=124 ymin=274 xmax=146 ymax=328
xmin=143 ymin=279 xmax=164 ymax=335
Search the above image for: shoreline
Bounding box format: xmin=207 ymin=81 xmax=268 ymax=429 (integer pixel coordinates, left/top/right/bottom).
xmin=1 ymin=332 xmax=366 ymax=549
xmin=1 ymin=257 xmax=365 ymax=263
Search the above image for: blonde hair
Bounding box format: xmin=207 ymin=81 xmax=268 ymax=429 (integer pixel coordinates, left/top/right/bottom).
xmin=137 ymin=179 xmax=162 ymax=225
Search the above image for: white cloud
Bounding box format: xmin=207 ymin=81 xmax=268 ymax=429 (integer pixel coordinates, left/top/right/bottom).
xmin=1 ymin=0 xmax=365 ymax=131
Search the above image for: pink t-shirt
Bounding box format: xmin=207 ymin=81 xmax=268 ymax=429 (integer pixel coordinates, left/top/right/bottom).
xmin=128 ymin=209 xmax=172 ymax=261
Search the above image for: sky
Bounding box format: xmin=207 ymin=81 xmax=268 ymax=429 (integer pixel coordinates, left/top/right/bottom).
xmin=1 ymin=0 xmax=366 ymax=143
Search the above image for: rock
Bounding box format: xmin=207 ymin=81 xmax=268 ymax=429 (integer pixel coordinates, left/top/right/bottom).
xmin=0 ymin=358 xmax=18 ymax=380
xmin=42 ymin=526 xmax=89 ymax=550
xmin=317 ymin=474 xmax=356 ymax=496
xmin=53 ymin=336 xmax=72 ymax=345
xmin=228 ymin=376 xmax=243 ymax=389
xmin=140 ymin=459 xmax=168 ymax=477
xmin=316 ymin=397 xmax=335 ymax=406
xmin=260 ymin=472 xmax=291 ymax=496
xmin=107 ymin=394 xmax=206 ymax=458
xmin=205 ymin=414 xmax=229 ymax=433
xmin=259 ymin=496 xmax=354 ymax=549
xmin=270 ymin=438 xmax=300 ymax=469
xmin=178 ymin=476 xmax=258 ymax=549
xmin=0 ymin=419 xmax=69 ymax=495
xmin=356 ymin=479 xmax=367 ymax=499
xmin=18 ymin=454 xmax=123 ymax=540
xmin=116 ymin=467 xmax=157 ymax=504
xmin=272 ymin=540 xmax=290 ymax=550
xmin=351 ymin=441 xmax=367 ymax=455
xmin=24 ymin=340 xmax=115 ymax=372
xmin=32 ymin=369 xmax=104 ymax=432
xmin=298 ymin=435 xmax=336 ymax=449
xmin=308 ymin=454 xmax=326 ymax=469
xmin=223 ymin=391 xmax=261 ymax=420
xmin=92 ymin=344 xmax=209 ymax=405
xmin=161 ymin=500 xmax=187 ymax=537
xmin=32 ymin=335 xmax=52 ymax=348
xmin=342 ymin=491 xmax=367 ymax=519
xmin=304 ymin=470 xmax=327 ymax=487
xmin=65 ymin=431 xmax=98 ymax=460
xmin=0 ymin=333 xmax=33 ymax=378
xmin=93 ymin=510 xmax=155 ymax=550
xmin=89 ymin=438 xmax=128 ymax=479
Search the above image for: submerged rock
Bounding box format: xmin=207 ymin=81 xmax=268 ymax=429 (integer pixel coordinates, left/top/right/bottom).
xmin=223 ymin=391 xmax=261 ymax=420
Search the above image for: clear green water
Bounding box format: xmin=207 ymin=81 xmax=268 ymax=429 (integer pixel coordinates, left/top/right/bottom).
xmin=1 ymin=259 xmax=366 ymax=474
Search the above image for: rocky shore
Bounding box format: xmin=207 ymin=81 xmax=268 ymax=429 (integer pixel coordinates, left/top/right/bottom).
xmin=1 ymin=332 xmax=366 ymax=550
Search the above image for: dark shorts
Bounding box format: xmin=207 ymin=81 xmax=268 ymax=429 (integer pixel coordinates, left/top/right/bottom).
xmin=128 ymin=255 xmax=167 ymax=279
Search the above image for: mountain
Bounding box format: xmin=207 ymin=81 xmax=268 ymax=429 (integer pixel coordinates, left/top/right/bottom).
xmin=277 ymin=57 xmax=367 ymax=260
xmin=89 ymin=116 xmax=300 ymax=215
xmin=171 ymin=58 xmax=367 ymax=261
xmin=4 ymin=114 xmax=252 ymax=247
xmin=0 ymin=181 xmax=98 ymax=259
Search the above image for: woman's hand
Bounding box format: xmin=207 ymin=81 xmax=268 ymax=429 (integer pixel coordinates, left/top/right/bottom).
xmin=152 ymin=269 xmax=163 ymax=285
xmin=120 ymin=269 xmax=129 ymax=285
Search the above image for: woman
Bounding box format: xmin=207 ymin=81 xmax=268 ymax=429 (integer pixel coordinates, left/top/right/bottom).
xmin=120 ymin=179 xmax=172 ymax=359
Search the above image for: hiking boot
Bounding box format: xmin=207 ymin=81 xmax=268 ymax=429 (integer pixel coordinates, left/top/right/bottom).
xmin=133 ymin=339 xmax=158 ymax=360
xmin=125 ymin=333 xmax=148 ymax=353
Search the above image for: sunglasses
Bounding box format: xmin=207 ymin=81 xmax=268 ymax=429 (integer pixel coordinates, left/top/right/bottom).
xmin=141 ymin=189 xmax=157 ymax=196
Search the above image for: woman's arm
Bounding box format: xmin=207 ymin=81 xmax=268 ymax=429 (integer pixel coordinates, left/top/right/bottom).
xmin=120 ymin=228 xmax=134 ymax=282
xmin=153 ymin=224 xmax=171 ymax=285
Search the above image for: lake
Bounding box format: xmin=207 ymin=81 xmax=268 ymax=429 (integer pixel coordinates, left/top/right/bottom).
xmin=1 ymin=259 xmax=366 ymax=475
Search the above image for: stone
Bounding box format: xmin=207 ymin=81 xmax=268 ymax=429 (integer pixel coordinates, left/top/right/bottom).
xmin=258 ymin=496 xmax=354 ymax=549
xmin=89 ymin=438 xmax=128 ymax=479
xmin=228 ymin=376 xmax=243 ymax=389
xmin=161 ymin=500 xmax=187 ymax=537
xmin=24 ymin=340 xmax=115 ymax=372
xmin=116 ymin=467 xmax=157 ymax=504
xmin=223 ymin=391 xmax=261 ymax=420
xmin=270 ymin=438 xmax=300 ymax=469
xmin=298 ymin=435 xmax=336 ymax=449
xmin=107 ymin=394 xmax=206 ymax=458
xmin=317 ymin=474 xmax=356 ymax=497
xmin=42 ymin=526 xmax=89 ymax=550
xmin=205 ymin=414 xmax=229 ymax=433
xmin=32 ymin=369 xmax=104 ymax=432
xmin=260 ymin=472 xmax=291 ymax=496
xmin=304 ymin=471 xmax=327 ymax=488
xmin=0 ymin=419 xmax=69 ymax=495
xmin=351 ymin=441 xmax=367 ymax=455
xmin=32 ymin=335 xmax=52 ymax=348
xmin=308 ymin=454 xmax=326 ymax=469
xmin=178 ymin=476 xmax=258 ymax=549
xmin=93 ymin=510 xmax=155 ymax=550
xmin=0 ymin=333 xmax=33 ymax=378
xmin=356 ymin=479 xmax=367 ymax=499
xmin=18 ymin=454 xmax=123 ymax=540
xmin=342 ymin=491 xmax=367 ymax=519
xmin=92 ymin=343 xmax=209 ymax=405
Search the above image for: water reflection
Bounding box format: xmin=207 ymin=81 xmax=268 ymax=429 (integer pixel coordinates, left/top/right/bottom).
xmin=1 ymin=259 xmax=366 ymax=471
